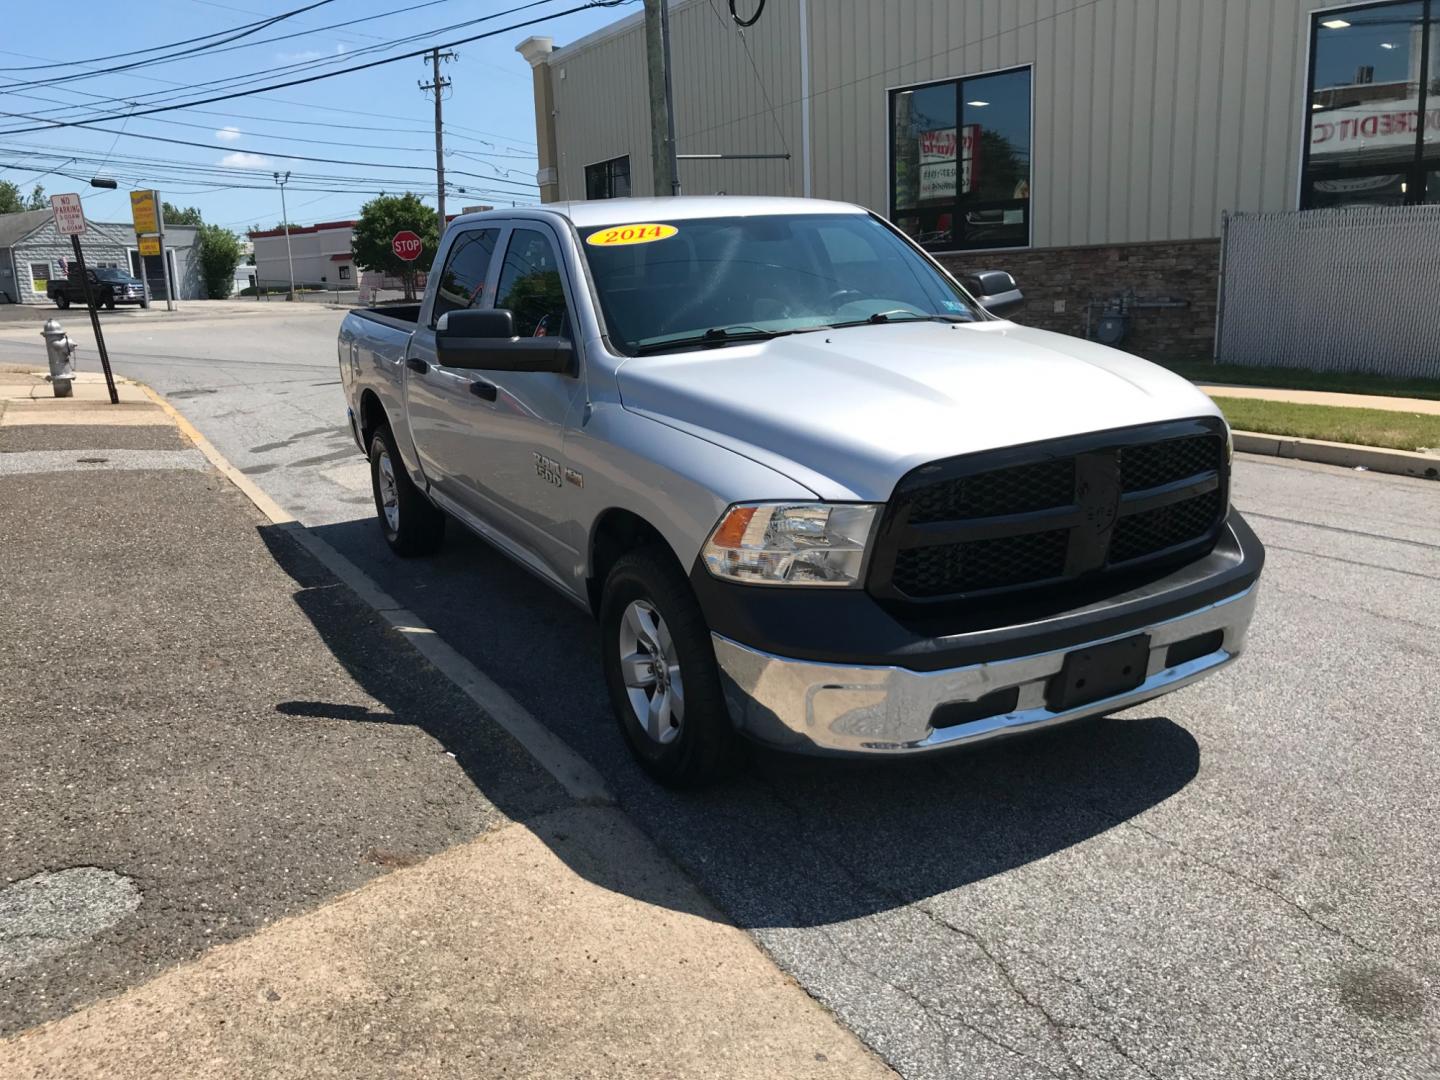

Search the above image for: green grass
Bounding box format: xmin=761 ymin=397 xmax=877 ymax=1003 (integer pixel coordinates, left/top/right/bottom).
xmin=1211 ymin=396 xmax=1440 ymax=452
xmin=1166 ymin=362 xmax=1440 ymax=402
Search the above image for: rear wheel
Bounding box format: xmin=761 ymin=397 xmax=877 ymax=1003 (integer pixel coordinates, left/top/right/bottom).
xmin=55 ymin=294 xmax=69 ymax=310
xmin=368 ymin=425 xmax=445 ymax=556
xmin=600 ymin=547 xmax=739 ymax=787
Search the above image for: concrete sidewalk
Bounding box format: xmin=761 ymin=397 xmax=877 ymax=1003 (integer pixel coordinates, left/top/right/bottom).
xmin=0 ymin=367 xmax=892 ymax=1079
xmin=1196 ymin=382 xmax=1440 ymax=414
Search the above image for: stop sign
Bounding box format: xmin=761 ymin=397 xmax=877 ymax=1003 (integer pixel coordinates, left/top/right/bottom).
xmin=392 ymin=230 xmax=423 ymax=262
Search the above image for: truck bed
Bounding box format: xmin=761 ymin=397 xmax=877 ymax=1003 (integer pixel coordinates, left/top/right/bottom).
xmin=349 ymin=304 xmax=422 ymax=330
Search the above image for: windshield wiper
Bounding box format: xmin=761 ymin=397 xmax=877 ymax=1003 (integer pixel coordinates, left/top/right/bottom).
xmin=634 ymin=325 xmax=796 ymax=354
xmin=824 ymin=310 xmax=966 ymax=329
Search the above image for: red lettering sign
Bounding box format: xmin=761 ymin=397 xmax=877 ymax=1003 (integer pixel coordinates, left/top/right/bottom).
xmin=392 ymin=230 xmax=423 ymax=262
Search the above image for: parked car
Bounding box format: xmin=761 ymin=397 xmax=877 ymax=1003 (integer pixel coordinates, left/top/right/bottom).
xmin=48 ymin=267 xmax=147 ymax=310
xmin=338 ymin=197 xmax=1264 ymax=787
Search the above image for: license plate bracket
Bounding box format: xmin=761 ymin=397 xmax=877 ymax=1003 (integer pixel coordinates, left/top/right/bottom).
xmin=1045 ymin=634 xmax=1150 ymax=712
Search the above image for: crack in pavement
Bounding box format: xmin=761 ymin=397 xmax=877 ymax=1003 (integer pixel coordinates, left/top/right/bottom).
xmin=749 ymin=777 xmax=1165 ymax=1080
xmin=1122 ymin=820 xmax=1385 ymax=960
xmin=815 ymin=930 xmax=1067 ymax=1079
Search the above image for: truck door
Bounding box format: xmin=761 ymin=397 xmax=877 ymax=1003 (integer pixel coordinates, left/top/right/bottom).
xmin=454 ymin=222 xmax=586 ymax=581
xmin=403 ymin=225 xmax=502 ymax=499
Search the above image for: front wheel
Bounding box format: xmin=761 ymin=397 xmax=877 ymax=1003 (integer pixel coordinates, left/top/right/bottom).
xmin=368 ymin=425 xmax=445 ymax=556
xmin=600 ymin=548 xmax=739 ymax=788
xmin=103 ymin=293 xmax=116 ymax=310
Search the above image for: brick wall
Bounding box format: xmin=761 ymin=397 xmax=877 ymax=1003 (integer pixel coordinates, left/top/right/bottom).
xmin=940 ymin=238 xmax=1221 ymax=364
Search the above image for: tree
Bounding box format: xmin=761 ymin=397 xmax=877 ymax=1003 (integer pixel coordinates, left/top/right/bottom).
xmin=0 ymin=181 xmax=24 ymax=214
xmin=351 ymin=192 xmax=438 ymax=300
xmin=24 ymin=184 xmax=46 ymax=210
xmin=196 ymin=223 xmax=243 ymax=299
xmin=163 ymin=201 xmax=204 ymax=226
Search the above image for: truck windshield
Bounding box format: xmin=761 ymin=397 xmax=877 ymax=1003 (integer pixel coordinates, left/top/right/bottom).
xmin=94 ymin=269 xmax=135 ymax=282
xmin=578 ymin=213 xmax=984 ymax=354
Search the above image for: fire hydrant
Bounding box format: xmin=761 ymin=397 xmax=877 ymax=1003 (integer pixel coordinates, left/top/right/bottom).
xmin=41 ymin=319 xmax=77 ymax=398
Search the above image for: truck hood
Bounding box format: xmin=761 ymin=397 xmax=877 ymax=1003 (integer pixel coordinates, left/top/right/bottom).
xmin=614 ymin=320 xmax=1223 ymax=501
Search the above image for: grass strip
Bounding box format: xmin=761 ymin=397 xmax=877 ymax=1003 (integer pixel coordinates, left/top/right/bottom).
xmin=1211 ymin=396 xmax=1440 ymax=453
xmin=1167 ymin=362 xmax=1440 ymax=402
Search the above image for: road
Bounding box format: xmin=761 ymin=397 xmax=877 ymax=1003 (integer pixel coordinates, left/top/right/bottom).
xmin=2 ymin=308 xmax=1436 ymax=1079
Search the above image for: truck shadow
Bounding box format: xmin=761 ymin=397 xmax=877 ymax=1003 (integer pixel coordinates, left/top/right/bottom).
xmin=260 ymin=520 xmax=1200 ymax=932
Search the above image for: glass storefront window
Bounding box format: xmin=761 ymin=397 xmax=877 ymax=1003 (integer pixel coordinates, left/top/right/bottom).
xmin=890 ymin=66 xmax=1031 ymax=251
xmin=1303 ymin=1 xmax=1439 ymax=206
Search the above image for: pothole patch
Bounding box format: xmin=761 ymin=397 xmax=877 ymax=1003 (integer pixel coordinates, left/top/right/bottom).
xmin=0 ymin=867 xmax=141 ymax=978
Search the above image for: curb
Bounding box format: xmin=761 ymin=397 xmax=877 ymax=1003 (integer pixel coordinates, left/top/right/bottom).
xmin=1232 ymin=430 xmax=1440 ymax=481
xmin=136 ymin=379 xmax=616 ymax=808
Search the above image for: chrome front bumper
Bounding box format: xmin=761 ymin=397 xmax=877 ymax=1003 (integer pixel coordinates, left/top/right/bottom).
xmin=712 ymin=585 xmax=1258 ymax=756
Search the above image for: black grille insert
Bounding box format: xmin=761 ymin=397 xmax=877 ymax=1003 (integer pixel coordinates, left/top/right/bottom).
xmin=909 ymin=458 xmax=1075 ymax=524
xmin=871 ymin=423 xmax=1229 ymax=603
xmin=1119 ymin=435 xmax=1223 ymax=493
xmin=893 ymin=529 xmax=1069 ymax=597
xmin=1110 ymin=490 xmax=1223 ymax=564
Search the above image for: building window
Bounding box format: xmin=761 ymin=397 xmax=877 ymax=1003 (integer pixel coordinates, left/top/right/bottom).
xmin=890 ymin=66 xmax=1032 ymax=251
xmin=584 ymin=155 xmax=631 ymax=200
xmin=338 ymin=264 xmax=351 ymax=281
xmin=1303 ymin=1 xmax=1439 ymax=207
xmin=29 ymin=262 xmax=49 ymax=292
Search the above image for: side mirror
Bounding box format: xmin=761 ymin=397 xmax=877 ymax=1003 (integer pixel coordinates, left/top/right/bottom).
xmin=966 ymin=270 xmax=1024 ymax=317
xmin=436 ymin=308 xmax=575 ymax=375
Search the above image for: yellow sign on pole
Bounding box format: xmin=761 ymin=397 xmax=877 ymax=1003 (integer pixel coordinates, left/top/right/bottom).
xmin=138 ymin=236 xmax=161 ymax=257
xmin=130 ymin=190 xmax=160 ymax=235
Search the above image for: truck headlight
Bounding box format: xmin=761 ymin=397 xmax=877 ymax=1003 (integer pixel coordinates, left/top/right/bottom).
xmin=701 ymin=503 xmax=879 ymax=587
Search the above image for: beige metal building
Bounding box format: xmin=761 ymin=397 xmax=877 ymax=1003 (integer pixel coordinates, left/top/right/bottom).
xmin=518 ymin=0 xmax=1440 ymax=360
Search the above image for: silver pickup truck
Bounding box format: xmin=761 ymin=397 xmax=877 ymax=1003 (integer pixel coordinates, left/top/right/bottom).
xmin=339 ymin=196 xmax=1263 ymax=787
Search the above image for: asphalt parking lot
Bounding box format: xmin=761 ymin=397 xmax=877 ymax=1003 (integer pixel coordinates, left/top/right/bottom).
xmin=0 ymin=309 xmax=1435 ymax=1079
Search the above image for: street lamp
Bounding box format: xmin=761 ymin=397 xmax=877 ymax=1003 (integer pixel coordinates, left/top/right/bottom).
xmin=273 ymin=171 xmax=297 ymax=301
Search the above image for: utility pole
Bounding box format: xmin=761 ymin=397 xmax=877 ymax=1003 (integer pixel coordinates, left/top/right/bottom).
xmin=642 ymin=0 xmax=678 ymax=196
xmin=420 ymin=49 xmax=457 ymax=234
xmin=273 ymin=171 xmax=296 ymax=301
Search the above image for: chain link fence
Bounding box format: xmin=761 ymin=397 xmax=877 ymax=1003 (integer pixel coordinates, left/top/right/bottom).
xmin=1216 ymin=205 xmax=1440 ymax=379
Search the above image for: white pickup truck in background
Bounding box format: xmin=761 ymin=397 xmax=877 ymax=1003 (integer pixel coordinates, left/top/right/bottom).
xmin=339 ymin=196 xmax=1263 ymax=787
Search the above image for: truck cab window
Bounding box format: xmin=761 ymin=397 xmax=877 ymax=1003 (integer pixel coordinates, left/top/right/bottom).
xmin=496 ymin=228 xmax=571 ymax=340
xmin=432 ymin=228 xmax=500 ymax=325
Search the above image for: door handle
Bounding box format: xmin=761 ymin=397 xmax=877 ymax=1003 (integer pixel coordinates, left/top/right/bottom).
xmin=405 ymin=357 xmax=429 ymax=374
xmin=469 ymin=379 xmax=497 ymax=401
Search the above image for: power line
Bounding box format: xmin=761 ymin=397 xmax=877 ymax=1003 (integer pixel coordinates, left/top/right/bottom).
xmin=0 ymin=0 xmax=453 ymax=95
xmin=16 ymin=76 xmax=537 ymax=150
xmin=0 ymin=113 xmax=542 ymax=186
xmin=0 ymin=0 xmax=629 ymax=135
xmin=0 ymin=0 xmax=338 ymax=74
xmin=3 ymin=0 xmax=567 ymax=118
xmin=0 ymin=1 xmax=346 ymax=96
xmin=2 ymin=86 xmax=534 ymax=158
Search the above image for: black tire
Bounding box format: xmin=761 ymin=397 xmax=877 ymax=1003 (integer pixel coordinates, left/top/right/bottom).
xmin=368 ymin=425 xmax=445 ymax=557
xmin=600 ymin=547 xmax=740 ymax=788
xmin=104 ymin=293 xmax=116 ymax=310
xmin=55 ymin=294 xmax=70 ymax=310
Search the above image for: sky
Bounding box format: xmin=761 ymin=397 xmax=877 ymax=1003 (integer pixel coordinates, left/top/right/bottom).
xmin=0 ymin=0 xmax=637 ymax=233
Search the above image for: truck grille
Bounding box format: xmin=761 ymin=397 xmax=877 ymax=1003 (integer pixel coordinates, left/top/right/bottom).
xmin=870 ymin=420 xmax=1228 ymax=603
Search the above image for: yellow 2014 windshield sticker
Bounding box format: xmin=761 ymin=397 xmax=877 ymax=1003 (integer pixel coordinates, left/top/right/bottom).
xmin=586 ymin=223 xmax=678 ymax=247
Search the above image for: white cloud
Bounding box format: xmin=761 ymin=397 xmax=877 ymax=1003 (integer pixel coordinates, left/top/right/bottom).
xmin=276 ymin=49 xmax=324 ymax=63
xmin=336 ymin=43 xmax=347 ymax=54
xmin=220 ymin=152 xmax=272 ymax=169
xmin=215 ymin=126 xmax=242 ymax=142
